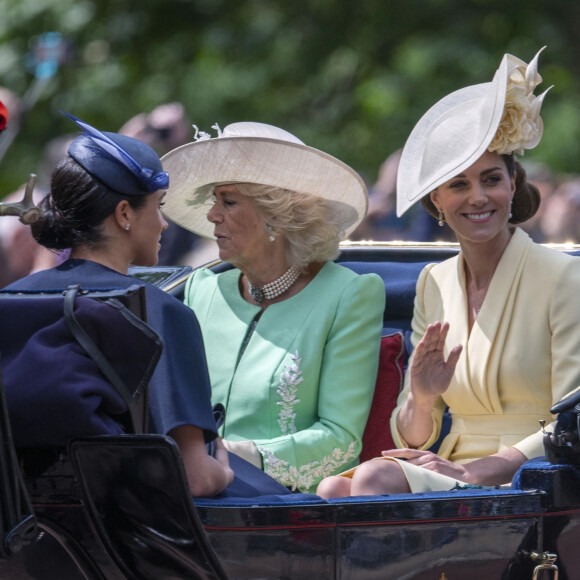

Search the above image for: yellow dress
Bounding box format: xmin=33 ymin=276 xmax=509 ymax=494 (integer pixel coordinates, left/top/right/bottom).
xmin=387 ymin=227 xmax=580 ymax=492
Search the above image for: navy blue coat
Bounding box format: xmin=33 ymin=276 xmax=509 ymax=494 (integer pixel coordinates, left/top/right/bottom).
xmin=3 ymin=259 xmax=217 ymax=445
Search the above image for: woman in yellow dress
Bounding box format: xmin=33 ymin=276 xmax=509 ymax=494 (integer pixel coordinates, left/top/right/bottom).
xmin=317 ymin=47 xmax=580 ymax=497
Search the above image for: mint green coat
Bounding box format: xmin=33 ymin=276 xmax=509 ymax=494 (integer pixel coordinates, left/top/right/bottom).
xmin=185 ymin=262 xmax=385 ymax=492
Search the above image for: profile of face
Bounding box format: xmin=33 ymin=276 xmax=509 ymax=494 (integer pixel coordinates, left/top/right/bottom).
xmin=430 ymin=151 xmax=516 ymax=245
xmin=206 ymin=184 xmax=271 ymax=269
xmin=126 ymin=190 xmax=168 ymax=267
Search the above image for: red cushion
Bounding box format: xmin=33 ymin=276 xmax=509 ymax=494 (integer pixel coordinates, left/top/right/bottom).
xmin=360 ymin=332 xmax=405 ymax=463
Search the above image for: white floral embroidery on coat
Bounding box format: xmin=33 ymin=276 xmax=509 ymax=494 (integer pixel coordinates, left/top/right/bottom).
xmin=260 ymin=442 xmax=357 ymax=492
xmin=277 ymin=351 xmax=303 ymax=435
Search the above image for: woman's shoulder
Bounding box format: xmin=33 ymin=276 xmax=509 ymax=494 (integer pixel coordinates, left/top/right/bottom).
xmin=325 ymin=261 xmax=383 ymax=286
xmin=184 ymin=265 xmax=241 ymax=305
xmin=417 ymin=259 xmax=453 ymax=284
xmin=318 ymin=262 xmax=385 ymax=303
xmin=410 ymin=261 xmax=444 ymax=302
xmin=187 ymin=266 xmax=217 ymax=285
xmin=527 ymin=244 xmax=580 ymax=297
xmin=528 ymin=239 xmax=580 ymax=267
xmin=3 ymin=259 xmax=132 ymax=291
xmin=2 ymin=268 xmax=53 ymax=291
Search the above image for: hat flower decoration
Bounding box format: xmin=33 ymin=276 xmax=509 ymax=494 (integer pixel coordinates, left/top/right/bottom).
xmin=396 ymin=47 xmax=552 ymax=216
xmin=488 ymin=47 xmax=550 ymax=155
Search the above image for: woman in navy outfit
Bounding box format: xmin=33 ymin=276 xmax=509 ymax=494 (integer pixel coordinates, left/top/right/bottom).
xmin=4 ymin=115 xmax=294 ymax=498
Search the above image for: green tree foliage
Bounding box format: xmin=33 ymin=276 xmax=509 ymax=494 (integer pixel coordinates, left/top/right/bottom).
xmin=0 ymin=0 xmax=579 ymax=196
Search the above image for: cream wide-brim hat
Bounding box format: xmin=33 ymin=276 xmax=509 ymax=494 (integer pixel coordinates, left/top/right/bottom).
xmin=161 ymin=122 xmax=368 ymax=239
xmin=396 ymin=49 xmax=547 ymax=217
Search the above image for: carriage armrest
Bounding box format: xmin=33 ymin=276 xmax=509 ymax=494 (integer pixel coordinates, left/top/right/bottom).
xmin=69 ymin=434 xmax=228 ymax=580
xmin=511 ymin=458 xmax=580 ymax=507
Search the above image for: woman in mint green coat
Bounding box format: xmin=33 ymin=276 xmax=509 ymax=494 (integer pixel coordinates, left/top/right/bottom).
xmin=162 ymin=122 xmax=385 ymax=493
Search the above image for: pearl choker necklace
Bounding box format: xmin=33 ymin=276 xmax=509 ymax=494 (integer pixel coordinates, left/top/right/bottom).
xmin=248 ymin=265 xmax=301 ymax=304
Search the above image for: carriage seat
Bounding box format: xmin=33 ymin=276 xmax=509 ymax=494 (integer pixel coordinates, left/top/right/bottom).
xmin=0 ymin=286 xmax=163 ymax=449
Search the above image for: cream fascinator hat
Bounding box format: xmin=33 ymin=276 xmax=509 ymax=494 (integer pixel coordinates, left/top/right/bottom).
xmin=161 ymin=122 xmax=367 ymax=239
xmin=396 ymin=47 xmax=551 ymax=216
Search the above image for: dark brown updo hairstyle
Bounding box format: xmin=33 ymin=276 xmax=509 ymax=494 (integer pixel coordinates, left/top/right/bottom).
xmin=420 ymin=153 xmax=540 ymax=225
xmin=31 ymin=157 xmax=147 ymax=251
xmin=501 ymin=154 xmax=541 ymax=224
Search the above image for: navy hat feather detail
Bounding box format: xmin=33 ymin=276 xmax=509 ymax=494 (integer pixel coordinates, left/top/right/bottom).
xmin=64 ymin=112 xmax=169 ymax=196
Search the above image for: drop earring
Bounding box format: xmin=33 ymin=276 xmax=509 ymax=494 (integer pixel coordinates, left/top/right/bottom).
xmin=267 ymin=224 xmax=276 ymax=242
xmin=125 ymin=223 xmax=131 ymax=231
xmin=437 ymin=209 xmax=445 ymax=227
xmin=509 ymin=200 xmax=513 ymax=220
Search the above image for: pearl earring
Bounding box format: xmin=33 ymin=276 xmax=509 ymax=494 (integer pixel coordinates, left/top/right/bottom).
xmin=125 ymin=224 xmax=131 ymax=231
xmin=509 ymin=200 xmax=513 ymax=220
xmin=437 ymin=209 xmax=445 ymax=227
xmin=267 ymin=224 xmax=276 ymax=242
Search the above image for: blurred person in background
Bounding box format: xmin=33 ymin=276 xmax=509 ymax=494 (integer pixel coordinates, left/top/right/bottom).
xmin=120 ymin=102 xmax=218 ymax=267
xmin=0 ymin=189 xmax=59 ymax=285
xmin=351 ymin=149 xmax=411 ymax=240
xmin=518 ymin=161 xmax=558 ymax=242
xmin=352 ymin=148 xmax=456 ymax=243
xmin=540 ymin=176 xmax=580 ymax=243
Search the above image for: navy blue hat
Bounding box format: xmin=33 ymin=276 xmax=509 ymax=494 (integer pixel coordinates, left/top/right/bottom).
xmin=65 ymin=113 xmax=169 ymax=196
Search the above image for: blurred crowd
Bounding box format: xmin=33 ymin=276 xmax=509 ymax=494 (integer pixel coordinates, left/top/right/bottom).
xmin=1 ymin=88 xmax=580 ymax=288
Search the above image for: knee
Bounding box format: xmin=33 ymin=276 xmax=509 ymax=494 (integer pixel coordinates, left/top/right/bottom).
xmin=352 ymin=459 xmax=389 ymax=486
xmin=351 ymin=459 xmax=408 ymax=495
xmin=316 ymin=475 xmax=351 ymax=499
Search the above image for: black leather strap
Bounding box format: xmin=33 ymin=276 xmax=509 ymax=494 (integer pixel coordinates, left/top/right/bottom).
xmin=63 ymin=285 xmax=146 ymax=434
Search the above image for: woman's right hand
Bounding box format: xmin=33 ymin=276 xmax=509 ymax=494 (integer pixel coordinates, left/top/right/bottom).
xmin=170 ymin=426 xmax=234 ymax=497
xmin=395 ymin=322 xmax=462 ymax=449
xmin=409 ymin=322 xmax=462 ymax=403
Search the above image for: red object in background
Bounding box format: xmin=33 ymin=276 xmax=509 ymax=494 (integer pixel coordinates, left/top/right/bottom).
xmin=0 ymin=100 xmax=8 ymax=131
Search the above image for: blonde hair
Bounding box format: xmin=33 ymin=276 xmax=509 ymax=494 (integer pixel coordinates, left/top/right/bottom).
xmin=235 ymin=183 xmax=345 ymax=269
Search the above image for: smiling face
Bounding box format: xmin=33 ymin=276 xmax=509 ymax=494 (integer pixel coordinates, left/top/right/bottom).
xmin=129 ymin=190 xmax=168 ymax=266
xmin=430 ymin=151 xmax=516 ymax=247
xmin=206 ymin=184 xmax=271 ymax=269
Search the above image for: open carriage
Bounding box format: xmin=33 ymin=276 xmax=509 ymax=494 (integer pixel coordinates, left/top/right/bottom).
xmin=1 ymin=222 xmax=580 ymax=579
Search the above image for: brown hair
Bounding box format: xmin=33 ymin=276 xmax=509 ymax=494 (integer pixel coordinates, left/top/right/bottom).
xmin=420 ymin=154 xmax=540 ymax=225
xmin=31 ymin=157 xmax=147 ymax=251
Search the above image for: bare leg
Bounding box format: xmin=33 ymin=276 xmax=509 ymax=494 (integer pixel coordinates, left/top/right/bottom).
xmin=316 ymin=475 xmax=352 ymax=499
xmin=350 ymin=459 xmax=411 ymax=495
